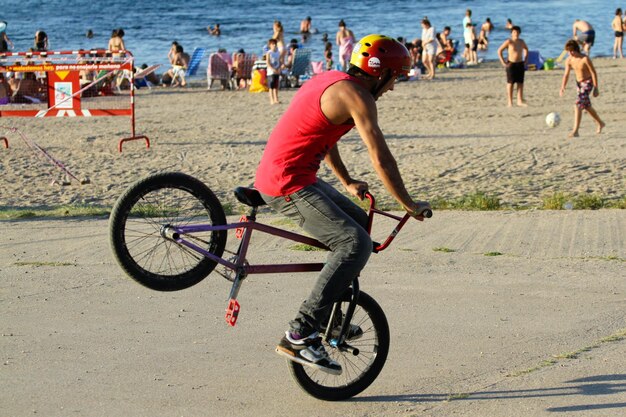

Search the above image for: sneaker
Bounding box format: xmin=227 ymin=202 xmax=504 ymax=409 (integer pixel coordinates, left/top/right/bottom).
xmin=330 ymin=323 xmax=363 ymax=341
xmin=275 ymin=331 xmax=342 ymax=375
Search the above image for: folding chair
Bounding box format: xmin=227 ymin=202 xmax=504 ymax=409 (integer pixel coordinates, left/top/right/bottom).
xmin=207 ymin=53 xmax=232 ymax=90
xmin=185 ymin=47 xmax=206 ymax=77
xmin=285 ymin=48 xmax=311 ymax=88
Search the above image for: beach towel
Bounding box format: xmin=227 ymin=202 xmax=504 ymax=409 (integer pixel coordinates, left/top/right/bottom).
xmin=339 ymin=36 xmax=354 ymax=61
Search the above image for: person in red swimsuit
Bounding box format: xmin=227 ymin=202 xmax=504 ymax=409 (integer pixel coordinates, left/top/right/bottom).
xmin=254 ymin=34 xmax=431 ymax=375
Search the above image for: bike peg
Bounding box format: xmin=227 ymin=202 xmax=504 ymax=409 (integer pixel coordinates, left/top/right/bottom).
xmin=422 ymin=209 xmax=433 ymax=218
xmin=225 ymin=298 xmax=241 ymax=326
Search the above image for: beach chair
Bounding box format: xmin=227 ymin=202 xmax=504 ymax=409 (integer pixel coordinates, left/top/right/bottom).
xmin=231 ymin=53 xmax=257 ymax=89
xmin=285 ymin=48 xmax=311 ymax=88
xmin=133 ymin=64 xmax=161 ymax=89
xmin=185 ymin=47 xmax=206 ymax=77
xmin=207 ymin=53 xmax=232 ymax=90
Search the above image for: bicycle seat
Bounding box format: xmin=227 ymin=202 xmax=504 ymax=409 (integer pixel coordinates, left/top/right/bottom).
xmin=234 ymin=187 xmax=267 ymax=207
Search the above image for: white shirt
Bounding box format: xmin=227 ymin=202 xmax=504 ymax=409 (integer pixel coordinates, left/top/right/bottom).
xmin=422 ymin=26 xmax=435 ymax=46
xmin=463 ymin=15 xmax=471 ymax=37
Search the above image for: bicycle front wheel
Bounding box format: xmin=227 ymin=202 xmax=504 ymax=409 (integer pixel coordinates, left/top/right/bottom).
xmin=109 ymin=172 xmax=227 ymax=291
xmin=288 ymin=291 xmax=390 ymax=401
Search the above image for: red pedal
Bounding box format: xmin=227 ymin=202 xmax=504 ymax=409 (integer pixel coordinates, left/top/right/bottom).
xmin=225 ymin=299 xmax=241 ymax=326
xmin=235 ymin=215 xmax=248 ymax=240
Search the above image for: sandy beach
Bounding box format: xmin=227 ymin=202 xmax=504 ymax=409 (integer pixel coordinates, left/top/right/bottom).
xmin=1 ymin=58 xmax=624 ymax=210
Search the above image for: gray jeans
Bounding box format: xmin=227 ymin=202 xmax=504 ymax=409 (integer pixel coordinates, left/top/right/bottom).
xmin=260 ymin=178 xmax=372 ymax=335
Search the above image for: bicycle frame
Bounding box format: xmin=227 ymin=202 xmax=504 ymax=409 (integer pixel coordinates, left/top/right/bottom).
xmin=164 ymin=193 xmax=415 ymax=328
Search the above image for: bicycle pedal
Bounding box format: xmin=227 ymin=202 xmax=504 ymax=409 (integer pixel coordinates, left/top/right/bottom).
xmin=225 ymin=298 xmax=240 ymax=326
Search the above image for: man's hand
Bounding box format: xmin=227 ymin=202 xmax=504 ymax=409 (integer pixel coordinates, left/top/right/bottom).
xmin=405 ymin=200 xmax=432 ymax=221
xmin=593 ymin=86 xmax=599 ymax=97
xmin=345 ymin=180 xmax=369 ymax=200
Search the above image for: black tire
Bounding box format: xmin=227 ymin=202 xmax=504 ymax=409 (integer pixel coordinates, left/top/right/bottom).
xmin=109 ymin=172 xmax=227 ymax=291
xmin=288 ymin=291 xmax=390 ymax=401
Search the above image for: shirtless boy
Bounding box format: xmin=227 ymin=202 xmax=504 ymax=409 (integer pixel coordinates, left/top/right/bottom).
xmin=559 ymin=39 xmax=605 ymax=137
xmin=497 ymin=26 xmax=528 ymax=107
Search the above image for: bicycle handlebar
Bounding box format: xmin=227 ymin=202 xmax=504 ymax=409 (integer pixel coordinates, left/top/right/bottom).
xmin=363 ymin=192 xmax=433 ymax=219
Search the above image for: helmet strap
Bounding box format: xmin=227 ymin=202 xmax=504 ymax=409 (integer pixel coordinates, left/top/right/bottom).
xmin=371 ymin=69 xmax=394 ymax=98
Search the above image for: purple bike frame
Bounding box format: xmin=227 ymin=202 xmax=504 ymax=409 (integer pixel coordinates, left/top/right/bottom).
xmin=168 ymin=192 xmax=414 ymax=276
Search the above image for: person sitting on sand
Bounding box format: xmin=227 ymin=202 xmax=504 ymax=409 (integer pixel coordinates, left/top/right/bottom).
xmin=283 ymin=43 xmax=299 ymax=71
xmin=559 ymin=39 xmax=605 ymax=137
xmin=11 ymin=72 xmax=44 ymax=103
xmin=166 ymin=44 xmax=190 ymax=87
xmin=436 ymin=26 xmax=451 ymax=55
xmin=0 ymin=73 xmax=13 ymax=105
xmin=6 ymin=69 xmax=20 ymax=93
xmin=409 ymin=39 xmax=423 ymax=70
xmin=497 ymin=25 xmax=528 ymax=107
xmin=232 ymin=48 xmax=247 ymax=89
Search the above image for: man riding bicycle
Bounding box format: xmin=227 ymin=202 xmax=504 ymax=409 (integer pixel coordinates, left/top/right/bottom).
xmin=254 ymin=34 xmax=431 ymax=375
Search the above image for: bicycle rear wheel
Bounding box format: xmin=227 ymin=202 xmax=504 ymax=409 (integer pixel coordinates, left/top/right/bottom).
xmin=288 ymin=291 xmax=390 ymax=401
xmin=109 ymin=172 xmax=227 ymax=291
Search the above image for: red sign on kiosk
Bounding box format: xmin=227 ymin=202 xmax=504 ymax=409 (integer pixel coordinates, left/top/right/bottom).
xmin=47 ymin=70 xmax=81 ymax=110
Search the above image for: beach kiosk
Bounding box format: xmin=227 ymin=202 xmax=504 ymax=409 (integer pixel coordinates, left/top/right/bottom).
xmin=0 ymin=49 xmax=149 ymax=152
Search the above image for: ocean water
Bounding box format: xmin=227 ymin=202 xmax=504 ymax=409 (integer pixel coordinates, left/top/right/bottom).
xmin=0 ymin=0 xmax=619 ymax=71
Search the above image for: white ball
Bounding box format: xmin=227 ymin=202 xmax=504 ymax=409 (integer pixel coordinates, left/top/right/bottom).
xmin=546 ymin=112 xmax=560 ymax=128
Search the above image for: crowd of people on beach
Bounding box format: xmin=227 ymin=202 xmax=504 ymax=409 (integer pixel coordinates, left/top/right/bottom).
xmin=1 ymin=6 xmax=624 ymax=134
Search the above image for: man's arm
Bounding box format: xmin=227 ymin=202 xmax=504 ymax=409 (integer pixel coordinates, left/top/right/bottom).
xmin=322 ymin=82 xmax=428 ymax=217
xmin=522 ymin=40 xmax=529 ymax=65
xmin=497 ymin=40 xmax=508 ymax=66
xmin=560 ymin=59 xmax=571 ymax=96
xmin=324 ymin=145 xmax=368 ymax=198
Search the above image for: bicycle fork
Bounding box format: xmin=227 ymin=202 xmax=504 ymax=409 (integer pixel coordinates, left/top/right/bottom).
xmin=325 ymin=278 xmax=361 ymax=355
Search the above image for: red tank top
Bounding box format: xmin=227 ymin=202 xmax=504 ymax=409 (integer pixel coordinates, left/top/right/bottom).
xmin=254 ymin=71 xmax=362 ymax=196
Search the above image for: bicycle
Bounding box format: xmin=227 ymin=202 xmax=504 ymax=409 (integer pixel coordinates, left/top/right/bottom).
xmin=109 ymin=172 xmax=432 ymax=401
